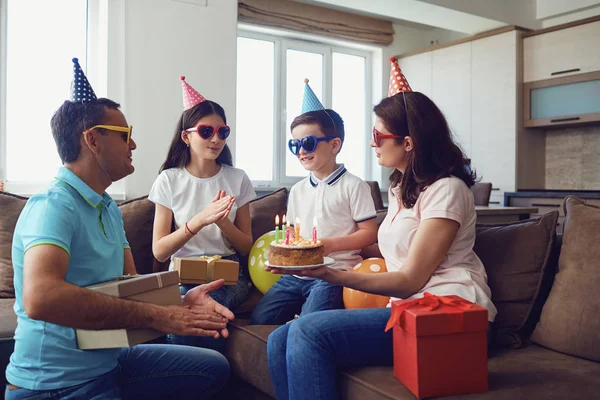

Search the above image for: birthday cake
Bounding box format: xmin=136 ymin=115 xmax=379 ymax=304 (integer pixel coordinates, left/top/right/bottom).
xmin=268 ymin=238 xmax=324 ymax=266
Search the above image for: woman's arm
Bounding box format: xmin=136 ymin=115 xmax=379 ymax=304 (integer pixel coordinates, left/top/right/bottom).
xmin=216 ymin=203 xmax=253 ymax=256
xmin=270 ymin=218 xmax=459 ymax=299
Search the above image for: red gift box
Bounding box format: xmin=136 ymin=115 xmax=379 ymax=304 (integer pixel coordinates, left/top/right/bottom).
xmin=385 ymin=292 xmax=489 ymax=399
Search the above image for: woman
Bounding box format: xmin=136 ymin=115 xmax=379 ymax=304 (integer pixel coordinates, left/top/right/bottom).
xmin=266 ymin=91 xmax=497 ymax=400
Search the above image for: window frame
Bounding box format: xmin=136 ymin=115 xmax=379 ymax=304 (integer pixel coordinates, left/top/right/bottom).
xmin=0 ymin=0 xmax=126 ymax=200
xmin=236 ymin=28 xmax=374 ymax=190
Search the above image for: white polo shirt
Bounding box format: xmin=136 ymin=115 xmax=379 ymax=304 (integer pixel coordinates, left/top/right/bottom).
xmin=287 ymin=164 xmax=377 ymax=271
xmin=378 ymin=176 xmax=497 ymax=322
xmin=148 ymin=165 xmax=256 ymax=269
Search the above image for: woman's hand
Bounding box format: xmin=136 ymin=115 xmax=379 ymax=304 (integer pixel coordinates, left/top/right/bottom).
xmin=265 ymin=265 xmax=332 ymax=280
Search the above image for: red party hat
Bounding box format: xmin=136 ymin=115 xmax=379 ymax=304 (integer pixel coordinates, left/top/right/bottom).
xmin=388 ymin=57 xmax=412 ymax=97
xmin=180 ymin=76 xmax=207 ymax=110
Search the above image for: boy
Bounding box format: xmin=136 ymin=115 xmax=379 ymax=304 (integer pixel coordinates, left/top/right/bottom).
xmin=250 ymin=80 xmax=377 ymax=325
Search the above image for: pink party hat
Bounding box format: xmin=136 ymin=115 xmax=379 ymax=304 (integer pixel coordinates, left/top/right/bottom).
xmin=388 ymin=57 xmax=412 ymax=97
xmin=180 ymin=76 xmax=207 ymax=110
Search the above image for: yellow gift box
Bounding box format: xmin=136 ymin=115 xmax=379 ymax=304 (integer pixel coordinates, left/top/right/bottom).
xmin=173 ymin=256 xmax=239 ymax=285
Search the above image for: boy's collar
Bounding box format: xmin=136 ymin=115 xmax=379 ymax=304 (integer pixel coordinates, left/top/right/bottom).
xmin=309 ymin=164 xmax=347 ymax=187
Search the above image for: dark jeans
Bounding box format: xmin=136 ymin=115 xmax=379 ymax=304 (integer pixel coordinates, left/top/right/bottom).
xmin=5 ymin=344 xmax=229 ymax=400
xmin=250 ymin=275 xmax=344 ymax=325
xmin=167 ymin=254 xmax=249 ymax=352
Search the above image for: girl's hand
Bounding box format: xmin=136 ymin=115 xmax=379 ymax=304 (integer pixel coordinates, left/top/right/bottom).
xmin=211 ymin=190 xmax=235 ymax=226
xmin=191 ymin=195 xmax=235 ymax=229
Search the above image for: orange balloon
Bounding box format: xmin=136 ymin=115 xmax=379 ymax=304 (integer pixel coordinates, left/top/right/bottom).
xmin=343 ymin=258 xmax=391 ymax=309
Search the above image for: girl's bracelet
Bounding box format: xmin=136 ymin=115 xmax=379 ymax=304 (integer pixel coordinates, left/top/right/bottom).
xmin=185 ymin=221 xmax=198 ymax=236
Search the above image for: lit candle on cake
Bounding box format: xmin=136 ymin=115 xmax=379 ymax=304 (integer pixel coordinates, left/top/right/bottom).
xmin=275 ymin=215 xmax=280 ymax=242
xmin=312 ymin=216 xmax=317 ymax=244
xmin=285 ymin=220 xmax=291 ymax=245
xmin=295 ymin=217 xmax=301 ymax=242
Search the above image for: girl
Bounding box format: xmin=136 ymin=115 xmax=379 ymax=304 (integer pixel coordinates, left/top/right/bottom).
xmin=265 ymin=90 xmax=497 ymax=400
xmin=149 ymin=77 xmax=256 ymax=350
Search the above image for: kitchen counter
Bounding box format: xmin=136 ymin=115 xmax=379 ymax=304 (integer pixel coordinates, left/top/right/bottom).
xmin=475 ymin=206 xmax=538 ymax=224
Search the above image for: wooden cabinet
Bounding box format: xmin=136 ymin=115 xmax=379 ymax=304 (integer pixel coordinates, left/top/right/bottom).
xmin=471 ymin=32 xmax=519 ymax=202
xmin=524 ymin=20 xmax=600 ymax=83
xmin=396 ymin=29 xmax=536 ymax=198
xmin=431 ymin=42 xmax=472 ymax=157
xmin=397 ymin=52 xmax=432 ymax=99
xmin=524 ymin=71 xmax=600 ymax=128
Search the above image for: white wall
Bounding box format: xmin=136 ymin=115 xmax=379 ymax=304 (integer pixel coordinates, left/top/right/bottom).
xmin=421 ymin=0 xmax=539 ymax=29
xmin=107 ymin=0 xmax=238 ymax=199
xmin=541 ymin=6 xmax=600 ymax=27
xmin=537 ymin=0 xmax=600 ymax=19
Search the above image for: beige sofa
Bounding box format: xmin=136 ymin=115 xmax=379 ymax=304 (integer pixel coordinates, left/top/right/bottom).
xmin=1 ymin=189 xmax=599 ymax=399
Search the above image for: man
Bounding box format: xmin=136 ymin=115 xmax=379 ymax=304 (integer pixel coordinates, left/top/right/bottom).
xmin=5 ymin=58 xmax=234 ymax=399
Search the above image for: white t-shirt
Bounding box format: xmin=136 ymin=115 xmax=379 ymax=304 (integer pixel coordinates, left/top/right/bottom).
xmin=148 ymin=165 xmax=256 ymax=269
xmin=287 ymin=164 xmax=377 ymax=271
xmin=378 ymin=176 xmax=497 ymax=322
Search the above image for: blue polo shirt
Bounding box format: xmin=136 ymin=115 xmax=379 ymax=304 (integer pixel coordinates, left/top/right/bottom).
xmin=6 ymin=167 xmax=129 ymax=390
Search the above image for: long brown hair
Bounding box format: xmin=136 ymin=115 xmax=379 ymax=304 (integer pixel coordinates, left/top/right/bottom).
xmin=373 ymin=92 xmax=475 ymax=209
xmin=160 ymin=100 xmax=233 ymax=173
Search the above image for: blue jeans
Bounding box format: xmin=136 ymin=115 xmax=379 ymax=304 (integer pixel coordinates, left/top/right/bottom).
xmin=267 ymin=308 xmax=393 ymax=400
xmin=250 ymin=275 xmax=344 ymax=325
xmin=267 ymin=308 xmax=494 ymax=400
xmin=167 ymin=254 xmax=250 ymax=352
xmin=5 ymin=344 xmax=229 ymax=400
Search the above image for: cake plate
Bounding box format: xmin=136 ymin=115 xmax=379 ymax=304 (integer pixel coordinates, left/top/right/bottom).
xmin=265 ymin=256 xmax=336 ymax=270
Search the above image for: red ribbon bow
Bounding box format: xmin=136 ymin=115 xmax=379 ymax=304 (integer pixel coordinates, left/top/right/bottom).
xmin=384 ymin=292 xmax=474 ymax=332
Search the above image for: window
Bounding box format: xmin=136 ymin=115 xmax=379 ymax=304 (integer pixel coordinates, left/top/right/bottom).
xmin=236 ymin=31 xmax=372 ymax=188
xmin=0 ymin=0 xmax=123 ymax=198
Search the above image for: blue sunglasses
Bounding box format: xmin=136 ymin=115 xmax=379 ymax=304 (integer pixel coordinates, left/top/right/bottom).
xmin=288 ymin=135 xmax=337 ymax=155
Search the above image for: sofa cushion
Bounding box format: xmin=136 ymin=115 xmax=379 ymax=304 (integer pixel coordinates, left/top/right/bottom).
xmin=119 ymin=196 xmax=162 ymax=275
xmin=226 ymin=319 xmax=600 ymax=400
xmin=473 ymin=211 xmax=559 ymax=348
xmin=0 ymin=298 xmax=17 ymax=340
xmin=532 ymin=197 xmax=600 ymax=362
xmin=0 ymin=192 xmax=28 ymax=298
xmin=225 ymin=320 xmax=278 ymax=398
xmin=248 ymin=188 xmax=288 ymax=242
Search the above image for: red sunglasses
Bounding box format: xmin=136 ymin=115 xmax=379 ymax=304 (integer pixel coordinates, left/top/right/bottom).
xmin=372 ymin=127 xmax=402 ymax=147
xmin=185 ymin=125 xmax=231 ymax=140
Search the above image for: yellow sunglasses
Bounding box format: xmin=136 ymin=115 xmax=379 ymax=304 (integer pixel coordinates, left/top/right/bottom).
xmin=84 ymin=125 xmax=133 ymax=144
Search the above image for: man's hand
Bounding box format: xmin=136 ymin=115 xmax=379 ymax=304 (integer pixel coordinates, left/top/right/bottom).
xmin=183 ymin=279 xmax=235 ymax=338
xmin=150 ymin=304 xmax=229 ymax=338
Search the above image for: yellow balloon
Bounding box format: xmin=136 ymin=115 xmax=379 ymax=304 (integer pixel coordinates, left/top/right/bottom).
xmin=248 ymin=231 xmax=281 ymax=294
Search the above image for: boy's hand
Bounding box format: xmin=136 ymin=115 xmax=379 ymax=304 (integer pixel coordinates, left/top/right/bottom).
xmin=320 ymin=238 xmax=335 ymax=256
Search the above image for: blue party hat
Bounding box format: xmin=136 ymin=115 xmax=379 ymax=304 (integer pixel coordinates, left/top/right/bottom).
xmin=70 ymin=58 xmax=97 ymax=102
xmin=301 ymin=78 xmax=324 ymax=113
